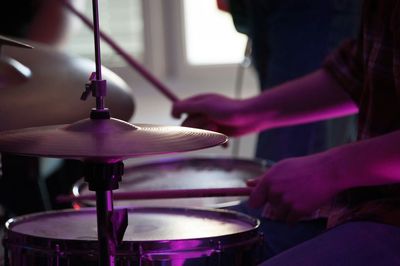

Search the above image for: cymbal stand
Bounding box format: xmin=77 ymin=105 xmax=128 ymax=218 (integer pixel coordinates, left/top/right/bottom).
xmin=80 ymin=1 xmax=128 ymax=265
xmin=84 ymin=161 xmax=127 ymax=266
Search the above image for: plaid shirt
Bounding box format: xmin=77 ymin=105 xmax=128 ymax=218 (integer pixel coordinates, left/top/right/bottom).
xmin=323 ymin=0 xmax=400 ymax=228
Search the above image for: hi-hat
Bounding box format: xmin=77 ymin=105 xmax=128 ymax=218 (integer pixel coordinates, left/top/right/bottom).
xmin=0 ymin=40 xmax=134 ymax=131
xmin=0 ymin=118 xmax=228 ymax=162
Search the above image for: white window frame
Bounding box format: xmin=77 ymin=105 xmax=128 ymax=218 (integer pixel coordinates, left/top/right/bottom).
xmin=160 ymin=0 xmax=249 ymax=84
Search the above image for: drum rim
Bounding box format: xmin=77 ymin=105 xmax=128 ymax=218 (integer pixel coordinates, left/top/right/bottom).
xmin=5 ymin=207 xmax=261 ymax=255
xmin=123 ymin=156 xmax=272 ymax=175
xmin=72 ymin=156 xmax=272 ymax=208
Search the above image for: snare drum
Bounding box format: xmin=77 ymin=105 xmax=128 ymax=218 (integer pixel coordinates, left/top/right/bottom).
xmin=73 ymin=157 xmax=269 ymax=208
xmin=4 ymin=207 xmax=263 ymax=266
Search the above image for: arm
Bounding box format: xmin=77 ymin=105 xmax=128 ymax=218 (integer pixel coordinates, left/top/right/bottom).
xmin=249 ymin=129 xmax=400 ymax=221
xmin=238 ymin=68 xmax=358 ymax=131
xmin=329 ymin=129 xmax=400 ymax=188
xmin=172 ymin=68 xmax=358 ymax=136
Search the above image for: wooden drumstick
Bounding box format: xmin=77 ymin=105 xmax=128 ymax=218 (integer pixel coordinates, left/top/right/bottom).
xmin=57 ymin=187 xmax=252 ymax=203
xmin=61 ymin=0 xmax=179 ymax=102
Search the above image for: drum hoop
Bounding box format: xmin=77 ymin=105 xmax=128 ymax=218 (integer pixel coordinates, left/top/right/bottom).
xmin=72 ymin=156 xmax=272 ymax=208
xmin=5 ymin=207 xmax=261 ymax=256
xmin=123 ymin=156 xmax=271 ymax=176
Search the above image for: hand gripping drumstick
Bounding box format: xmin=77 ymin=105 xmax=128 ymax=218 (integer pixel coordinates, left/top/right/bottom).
xmin=57 ymin=187 xmax=252 ymax=203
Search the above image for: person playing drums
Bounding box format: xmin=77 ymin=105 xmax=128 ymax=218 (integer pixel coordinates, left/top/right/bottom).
xmin=172 ymin=0 xmax=400 ymax=264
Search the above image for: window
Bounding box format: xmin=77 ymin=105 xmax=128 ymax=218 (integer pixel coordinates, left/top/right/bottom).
xmin=65 ymin=0 xmax=248 ymax=74
xmin=183 ymin=0 xmax=248 ymax=65
xmin=64 ymin=0 xmax=144 ymax=67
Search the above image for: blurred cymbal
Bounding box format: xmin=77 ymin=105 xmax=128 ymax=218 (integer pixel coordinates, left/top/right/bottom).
xmin=0 ymin=35 xmax=33 ymax=49
xmin=0 ymin=56 xmax=32 ymax=87
xmin=0 ymin=118 xmax=228 ymax=162
xmin=0 ymin=40 xmax=134 ymax=131
xmin=0 ymin=35 xmax=33 ymax=88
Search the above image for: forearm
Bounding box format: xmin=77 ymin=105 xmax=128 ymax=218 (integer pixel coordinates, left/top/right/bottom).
xmin=324 ymin=130 xmax=400 ymax=191
xmin=238 ymin=69 xmax=359 ymax=132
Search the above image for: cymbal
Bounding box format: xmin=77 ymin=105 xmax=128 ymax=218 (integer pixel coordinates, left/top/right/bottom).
xmin=0 ymin=40 xmax=134 ymax=131
xmin=0 ymin=118 xmax=228 ymax=162
xmin=0 ymin=35 xmax=33 ymax=49
xmin=0 ymin=57 xmax=32 ymax=87
xmin=0 ymin=35 xmax=33 ymax=88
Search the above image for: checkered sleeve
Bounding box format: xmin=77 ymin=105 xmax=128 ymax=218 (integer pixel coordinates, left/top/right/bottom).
xmin=323 ymin=39 xmax=364 ymax=105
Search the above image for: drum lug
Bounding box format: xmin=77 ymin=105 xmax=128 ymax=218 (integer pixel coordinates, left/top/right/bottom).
xmin=3 ymin=237 xmax=9 ymax=266
xmin=258 ymin=232 xmax=265 ymax=243
xmin=139 ymin=243 xmax=218 ymax=265
xmin=53 ymin=244 xmax=62 ymax=265
xmin=209 ymin=239 xmax=222 ymax=253
xmin=208 ymin=239 xmax=223 ymax=265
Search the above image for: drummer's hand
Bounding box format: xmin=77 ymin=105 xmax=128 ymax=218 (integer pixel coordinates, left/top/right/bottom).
xmin=248 ymin=153 xmax=340 ymax=223
xmin=172 ymin=94 xmax=250 ymax=137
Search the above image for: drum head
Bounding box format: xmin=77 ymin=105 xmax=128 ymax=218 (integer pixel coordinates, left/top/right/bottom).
xmin=5 ymin=208 xmax=262 ymax=265
xmin=74 ymin=157 xmax=270 ymax=208
xmin=7 ymin=207 xmax=258 ymax=242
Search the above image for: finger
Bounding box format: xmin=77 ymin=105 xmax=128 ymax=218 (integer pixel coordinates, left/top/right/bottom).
xmin=248 ymin=181 xmax=269 ymax=209
xmin=181 ymin=115 xmax=209 ymax=129
xmin=249 ymin=190 xmax=268 ymax=208
xmin=261 ymin=202 xmax=273 ymax=217
xmin=172 ymin=102 xmax=197 ymax=119
xmin=171 ymin=95 xmax=211 ymax=119
xmin=202 ymin=121 xmax=219 ymax=132
xmin=221 ymin=140 xmax=229 ymax=148
xmin=261 ymin=200 xmax=290 ymax=221
xmin=246 ymin=178 xmax=261 ymax=187
xmin=182 ymin=114 xmax=226 ymax=135
xmin=171 ymin=103 xmax=183 ymax=119
xmin=216 ymin=125 xmax=245 ymax=137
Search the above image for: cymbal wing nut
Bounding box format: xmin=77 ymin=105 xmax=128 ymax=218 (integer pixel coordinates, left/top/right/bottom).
xmin=84 ymin=161 xmax=124 ymax=191
xmin=91 ymin=79 xmax=107 ymax=97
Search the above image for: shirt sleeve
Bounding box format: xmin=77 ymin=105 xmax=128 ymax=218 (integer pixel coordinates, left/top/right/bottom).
xmin=323 ymin=39 xmax=364 ymax=105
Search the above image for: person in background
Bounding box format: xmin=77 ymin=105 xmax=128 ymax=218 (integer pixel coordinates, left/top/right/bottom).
xmin=220 ymin=0 xmax=361 ymax=159
xmin=173 ymin=1 xmax=400 ymax=264
xmin=216 ymin=0 xmax=362 ymax=259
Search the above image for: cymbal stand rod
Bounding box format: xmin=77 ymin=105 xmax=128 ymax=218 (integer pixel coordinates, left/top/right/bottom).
xmin=95 ymin=190 xmax=115 ymax=266
xmin=84 ymin=161 xmax=126 ymax=266
xmin=62 ymin=0 xmax=179 ymax=103
xmin=91 ymin=0 xmax=105 ymax=110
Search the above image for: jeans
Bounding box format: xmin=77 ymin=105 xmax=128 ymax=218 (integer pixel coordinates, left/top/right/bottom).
xmin=226 ymin=201 xmax=327 ymax=261
xmin=259 ymin=221 xmax=400 ymax=266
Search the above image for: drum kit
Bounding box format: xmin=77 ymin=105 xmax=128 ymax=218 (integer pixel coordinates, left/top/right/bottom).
xmin=0 ymin=1 xmax=267 ymax=265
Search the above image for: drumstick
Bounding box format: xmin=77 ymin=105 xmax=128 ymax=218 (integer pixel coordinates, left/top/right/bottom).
xmin=56 ymin=187 xmax=252 ymax=203
xmin=61 ymin=0 xmax=179 ymax=102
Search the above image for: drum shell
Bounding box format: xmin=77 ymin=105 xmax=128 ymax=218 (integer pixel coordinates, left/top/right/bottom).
xmin=4 ymin=207 xmax=264 ymax=266
xmin=72 ymin=157 xmax=270 ymax=209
